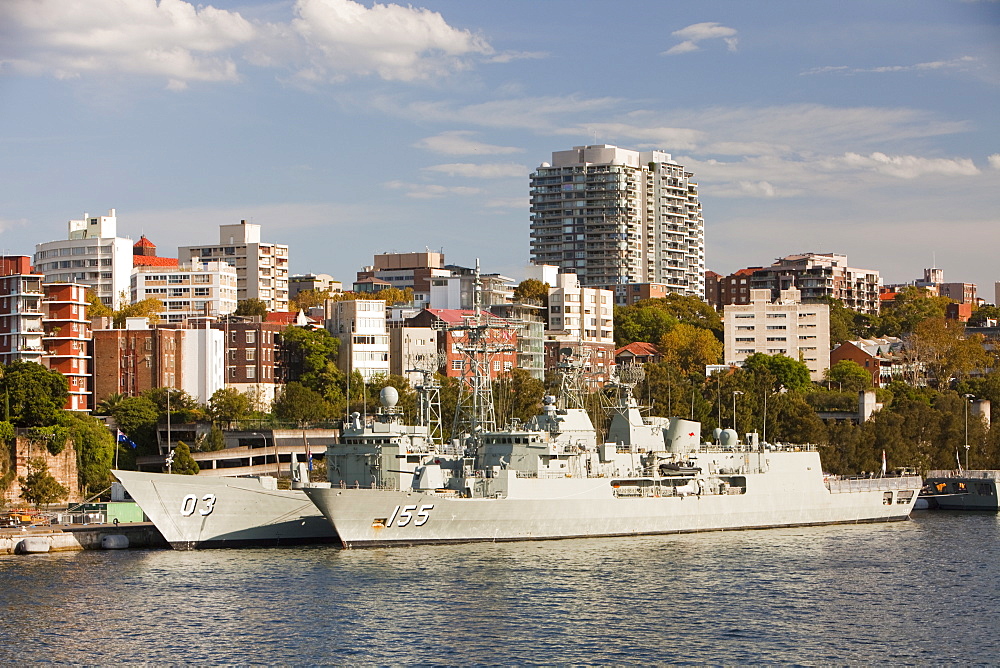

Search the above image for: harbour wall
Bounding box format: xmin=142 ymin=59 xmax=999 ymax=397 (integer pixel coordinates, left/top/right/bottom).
xmin=0 ymin=522 xmax=168 ymax=556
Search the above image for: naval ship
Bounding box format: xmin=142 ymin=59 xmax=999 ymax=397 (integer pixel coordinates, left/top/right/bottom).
xmin=305 ymin=348 xmax=923 ymax=548
xmin=113 ymin=465 xmax=338 ymax=549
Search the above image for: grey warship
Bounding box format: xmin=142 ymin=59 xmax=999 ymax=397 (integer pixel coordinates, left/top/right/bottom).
xmin=305 ymin=304 xmax=922 ymax=549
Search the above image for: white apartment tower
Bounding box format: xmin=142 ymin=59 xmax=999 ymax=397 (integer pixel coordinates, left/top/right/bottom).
xmin=326 ymin=299 xmax=390 ymax=381
xmin=34 ymin=209 xmax=134 ymax=308
xmin=530 ymin=145 xmax=705 ymax=299
xmin=723 ymin=288 xmax=831 ymax=382
xmin=179 ymin=221 xmax=289 ymax=312
xmin=131 ymin=261 xmax=238 ymax=324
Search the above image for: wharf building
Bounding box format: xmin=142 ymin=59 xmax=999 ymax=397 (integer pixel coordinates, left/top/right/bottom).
xmin=723 ymin=288 xmax=831 ymax=382
xmin=529 ymin=144 xmax=705 ymax=299
xmin=0 ymin=256 xmax=91 ymax=410
xmin=34 ymin=209 xmax=134 ymax=308
xmin=179 ymin=220 xmax=289 ymax=313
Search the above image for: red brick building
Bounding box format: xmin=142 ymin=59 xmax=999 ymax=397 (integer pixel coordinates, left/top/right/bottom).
xmin=43 ymin=283 xmax=91 ymax=411
xmin=829 ymin=337 xmax=907 ymax=388
xmin=406 ymin=309 xmax=517 ymax=382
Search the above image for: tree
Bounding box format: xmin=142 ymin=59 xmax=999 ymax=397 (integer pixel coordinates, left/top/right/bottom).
xmin=825 ymin=360 xmax=873 ymax=393
xmin=208 ymin=388 xmax=253 ymax=426
xmin=143 ymin=387 xmax=205 ymax=423
xmin=817 ymin=297 xmax=880 ymax=346
xmin=878 ymin=286 xmax=952 ymax=337
xmin=291 ymin=288 xmax=331 ymax=311
xmin=282 ymin=325 xmax=344 ymax=403
xmin=58 ymin=412 xmax=115 ymax=495
xmin=513 ymin=279 xmax=549 ymax=307
xmin=18 ymin=458 xmax=68 ymax=508
xmin=273 ymin=382 xmax=335 ymax=425
xmin=235 ymin=298 xmax=269 ymax=318
xmin=201 ymin=425 xmax=226 ymax=452
xmin=742 ymin=353 xmax=812 ymax=392
xmin=85 ymin=290 xmax=113 ymax=318
xmin=94 ymin=392 xmax=126 ymax=416
xmin=493 ymin=369 xmax=545 ymax=425
xmin=909 ymin=318 xmax=989 ymax=387
xmin=170 ymin=441 xmax=199 ymax=475
xmin=969 ymin=305 xmax=1000 ymax=327
xmin=614 ymin=305 xmax=678 ymax=347
xmin=658 ymin=323 xmax=722 ymax=376
xmin=642 ymin=294 xmax=722 ymax=337
xmin=109 ymin=396 xmax=160 ymax=455
xmin=0 ymin=360 xmax=69 ymax=427
xmin=113 ymin=297 xmax=164 ymax=328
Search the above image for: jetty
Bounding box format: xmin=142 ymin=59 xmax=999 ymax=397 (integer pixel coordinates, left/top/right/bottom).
xmin=0 ymin=522 xmax=168 ymax=556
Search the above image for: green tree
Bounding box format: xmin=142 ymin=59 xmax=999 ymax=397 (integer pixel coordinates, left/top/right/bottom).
xmin=0 ymin=421 xmax=15 ymax=503
xmin=282 ymin=326 xmax=344 ymax=403
xmin=235 ymin=298 xmax=269 ymax=318
xmin=208 ymin=388 xmax=253 ymax=426
xmin=969 ymin=304 xmax=1000 ymax=327
xmin=816 ymin=296 xmax=880 ymax=345
xmin=94 ymin=392 xmax=126 ymax=416
xmin=85 ymin=290 xmax=113 ymax=318
xmin=142 ymin=387 xmax=205 ymax=423
xmin=825 ymin=360 xmax=873 ymax=393
xmin=202 ymin=425 xmax=227 ymax=452
xmin=170 ymin=441 xmax=199 ymax=475
xmin=513 ymin=279 xmax=550 ymax=306
xmin=273 ymin=382 xmax=335 ymax=425
xmin=614 ymin=305 xmax=678 ymax=347
xmin=878 ymin=286 xmax=952 ymax=337
xmin=658 ymin=323 xmax=722 ymax=376
xmin=909 ymin=318 xmax=989 ymax=387
xmin=110 ymin=396 xmax=160 ymax=455
xmin=0 ymin=360 xmax=69 ymax=427
xmin=291 ymin=288 xmax=331 ymax=311
xmin=18 ymin=458 xmax=69 ymax=508
xmin=58 ymin=412 xmax=115 ymax=495
xmin=742 ymin=353 xmax=812 ymax=392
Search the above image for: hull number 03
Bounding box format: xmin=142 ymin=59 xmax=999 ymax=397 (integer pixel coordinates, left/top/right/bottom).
xmin=386 ymin=504 xmax=434 ymax=527
xmin=180 ymin=494 xmax=217 ymax=517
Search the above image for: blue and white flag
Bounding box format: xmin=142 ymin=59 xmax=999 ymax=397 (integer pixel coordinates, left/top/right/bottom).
xmin=117 ymin=429 xmax=138 ymax=449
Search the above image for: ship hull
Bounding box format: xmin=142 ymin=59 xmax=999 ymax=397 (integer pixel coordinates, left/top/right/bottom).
xmin=113 ymin=470 xmax=337 ymax=550
xmin=306 ymin=455 xmax=921 ymax=548
xmin=922 ymin=475 xmax=1000 ymax=510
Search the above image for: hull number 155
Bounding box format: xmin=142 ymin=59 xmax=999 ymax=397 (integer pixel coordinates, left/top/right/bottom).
xmin=386 ymin=504 xmax=434 ymax=527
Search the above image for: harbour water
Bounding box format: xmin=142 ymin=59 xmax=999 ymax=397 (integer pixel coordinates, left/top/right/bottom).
xmin=2 ymin=511 xmax=999 ymax=665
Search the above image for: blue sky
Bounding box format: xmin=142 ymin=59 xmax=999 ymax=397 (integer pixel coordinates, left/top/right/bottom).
xmin=1 ymin=0 xmax=998 ymax=299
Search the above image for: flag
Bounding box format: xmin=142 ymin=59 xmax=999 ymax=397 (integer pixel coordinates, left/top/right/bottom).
xmin=117 ymin=429 xmax=137 ymax=449
xmin=881 ymin=450 xmax=887 ymax=477
xmin=306 ymin=440 xmax=313 ymax=472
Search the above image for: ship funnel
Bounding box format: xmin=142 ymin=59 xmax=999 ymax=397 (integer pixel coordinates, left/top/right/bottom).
xmin=665 ymin=419 xmax=701 ymax=454
xmin=380 ymin=386 xmax=399 ymax=408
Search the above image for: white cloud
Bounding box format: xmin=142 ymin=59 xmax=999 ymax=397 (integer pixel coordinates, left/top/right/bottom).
xmin=488 ymin=51 xmax=548 ymax=64
xmin=0 ymin=0 xmax=493 ymax=87
xmin=0 ymin=0 xmax=253 ymax=85
xmin=801 ymin=56 xmax=979 ymax=77
xmin=399 ymin=95 xmax=624 ymax=131
xmin=988 ymin=154 xmax=1000 ymax=169
xmin=663 ymin=22 xmax=738 ymax=56
xmin=384 ymin=180 xmax=482 ymax=199
xmin=837 ymin=152 xmax=980 ymax=178
xmin=289 ymin=0 xmax=492 ymax=82
xmin=423 ymin=163 xmax=528 ymax=179
xmin=414 ymin=131 xmax=523 ymax=156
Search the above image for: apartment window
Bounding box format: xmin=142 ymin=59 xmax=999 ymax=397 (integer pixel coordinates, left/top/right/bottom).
xmin=246 ymin=366 xmax=255 ymax=379
xmin=246 ymin=349 xmax=255 ymax=361
xmin=493 ymin=360 xmax=501 ymax=371
xmin=451 ymin=359 xmax=464 ymax=371
xmin=246 ymin=331 xmax=255 ymax=344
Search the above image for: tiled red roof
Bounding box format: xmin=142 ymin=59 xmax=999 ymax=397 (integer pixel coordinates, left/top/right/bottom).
xmin=133 ymin=256 xmax=178 ymax=267
xmin=879 ymin=292 xmax=898 ymax=301
xmin=615 ymin=341 xmax=662 ymax=357
xmin=133 ymin=235 xmax=156 ymax=249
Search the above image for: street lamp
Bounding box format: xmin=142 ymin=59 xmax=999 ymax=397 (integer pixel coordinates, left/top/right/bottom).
xmin=732 ymin=391 xmax=744 ymax=433
xmin=964 ymin=394 xmax=975 ymax=471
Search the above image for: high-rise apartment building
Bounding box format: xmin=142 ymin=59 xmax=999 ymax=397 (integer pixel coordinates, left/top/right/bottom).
xmin=748 ymin=253 xmax=881 ymax=315
xmin=530 ymin=145 xmax=705 ymax=299
xmin=34 ymin=209 xmax=134 ymax=308
xmin=179 ymin=220 xmax=289 ymax=313
xmin=326 ymin=300 xmax=390 ymax=381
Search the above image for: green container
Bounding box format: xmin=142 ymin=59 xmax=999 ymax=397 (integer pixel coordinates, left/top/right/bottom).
xmin=80 ymin=502 xmax=147 ymax=524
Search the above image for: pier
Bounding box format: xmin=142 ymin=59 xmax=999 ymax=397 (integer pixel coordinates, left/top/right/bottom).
xmin=0 ymin=522 xmax=168 ymax=556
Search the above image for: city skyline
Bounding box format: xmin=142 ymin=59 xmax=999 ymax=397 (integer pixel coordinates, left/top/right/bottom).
xmin=1 ymin=0 xmax=998 ymax=296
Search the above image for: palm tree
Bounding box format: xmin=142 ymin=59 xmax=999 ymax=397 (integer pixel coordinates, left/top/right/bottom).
xmin=94 ymin=392 xmax=126 ymax=416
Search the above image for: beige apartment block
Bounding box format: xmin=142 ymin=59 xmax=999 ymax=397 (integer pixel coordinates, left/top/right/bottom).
xmin=724 ymin=288 xmax=830 ymax=381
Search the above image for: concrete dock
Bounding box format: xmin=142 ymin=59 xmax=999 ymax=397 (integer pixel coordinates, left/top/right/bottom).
xmin=0 ymin=522 xmax=169 ymax=555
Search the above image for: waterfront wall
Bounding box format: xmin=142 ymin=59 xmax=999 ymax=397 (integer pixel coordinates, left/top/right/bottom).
xmin=2 ymin=435 xmax=82 ymax=506
xmin=0 ymin=523 xmax=167 ymax=555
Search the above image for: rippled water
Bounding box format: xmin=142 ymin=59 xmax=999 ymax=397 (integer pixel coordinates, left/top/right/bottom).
xmin=2 ymin=511 xmax=998 ymax=665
